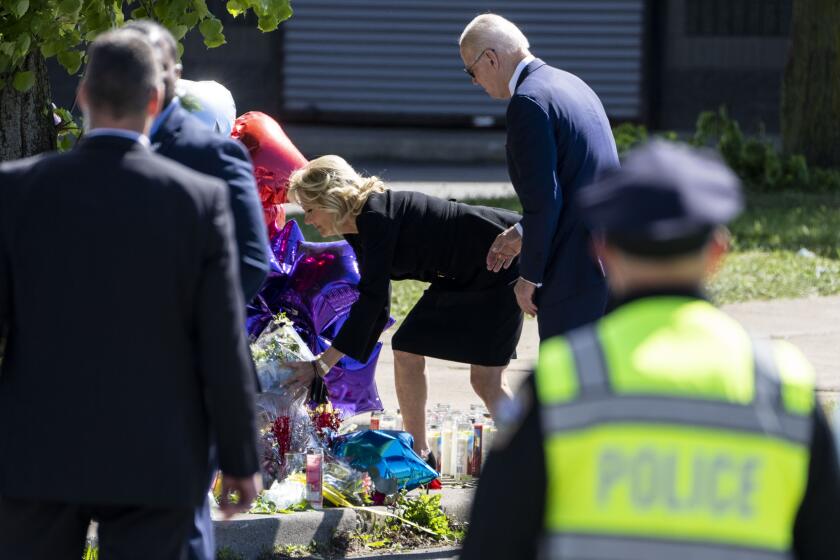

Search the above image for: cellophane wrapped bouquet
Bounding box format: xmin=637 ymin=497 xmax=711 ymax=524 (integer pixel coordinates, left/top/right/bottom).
xmin=246 ymin=314 xmax=372 ymax=511
xmin=251 ymin=314 xmax=319 ymax=483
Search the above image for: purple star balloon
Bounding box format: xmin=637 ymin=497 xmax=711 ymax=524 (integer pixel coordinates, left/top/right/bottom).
xmin=247 ymin=220 xmax=387 ymax=416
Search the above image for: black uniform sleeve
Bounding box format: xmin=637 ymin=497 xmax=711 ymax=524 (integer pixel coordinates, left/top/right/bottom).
xmin=460 ymin=376 xmax=545 ymax=560
xmin=330 ymin=212 xmax=395 ymax=362
xmin=792 ymin=404 xmax=840 ymax=559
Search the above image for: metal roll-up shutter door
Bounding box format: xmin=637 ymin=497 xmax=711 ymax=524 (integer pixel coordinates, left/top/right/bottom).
xmin=282 ymin=1 xmax=644 ymax=123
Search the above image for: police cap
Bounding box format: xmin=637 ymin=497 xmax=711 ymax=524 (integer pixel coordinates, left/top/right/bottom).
xmin=578 ymin=141 xmax=744 ymax=257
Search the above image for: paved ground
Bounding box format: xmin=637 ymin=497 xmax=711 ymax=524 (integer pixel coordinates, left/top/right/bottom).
xmin=361 ymin=295 xmax=840 ymax=421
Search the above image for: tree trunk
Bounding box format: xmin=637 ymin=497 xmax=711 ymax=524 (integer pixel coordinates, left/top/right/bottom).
xmin=0 ymin=51 xmax=56 ymax=162
xmin=781 ymin=0 xmax=840 ymax=168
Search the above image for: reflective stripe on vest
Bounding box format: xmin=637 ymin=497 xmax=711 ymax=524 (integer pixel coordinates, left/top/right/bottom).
xmin=535 ymin=300 xmax=814 ymax=559
xmin=540 ymin=533 xmax=790 ymax=560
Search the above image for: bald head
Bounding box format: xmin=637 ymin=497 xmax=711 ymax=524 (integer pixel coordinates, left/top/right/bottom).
xmin=459 ymin=14 xmax=530 ymax=59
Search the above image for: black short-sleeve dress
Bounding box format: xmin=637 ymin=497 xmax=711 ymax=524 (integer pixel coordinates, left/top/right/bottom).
xmin=330 ymin=190 xmax=524 ymax=367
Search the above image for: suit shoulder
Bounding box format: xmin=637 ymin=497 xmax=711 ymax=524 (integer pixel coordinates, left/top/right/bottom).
xmin=0 ymin=152 xmax=60 ymax=177
xmin=174 ymin=112 xmax=249 ymax=157
xmin=137 ymin=151 xmax=227 ymax=196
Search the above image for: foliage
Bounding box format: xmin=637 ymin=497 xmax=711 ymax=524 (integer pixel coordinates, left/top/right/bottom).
xmin=216 ymin=547 xmax=246 ymax=560
xmin=390 ymin=492 xmax=459 ymax=540
xmin=612 ymin=122 xmax=678 ymax=157
xmin=730 ymin=192 xmax=840 ymax=258
xmin=0 ymin=0 xmax=293 ymax=93
xmin=256 ymin=543 xmax=319 ymax=559
xmin=53 ymin=104 xmax=80 ymax=151
xmin=691 ymin=107 xmax=816 ymax=191
xmin=708 ymin=250 xmax=840 ymax=304
xmin=612 ymin=108 xmax=840 ymax=193
xmin=249 ymin=492 xmax=310 ymax=515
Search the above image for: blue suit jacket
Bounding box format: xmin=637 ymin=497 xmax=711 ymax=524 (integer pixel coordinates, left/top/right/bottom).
xmin=152 ymin=103 xmax=270 ymax=301
xmin=506 ymin=59 xmax=619 ymax=304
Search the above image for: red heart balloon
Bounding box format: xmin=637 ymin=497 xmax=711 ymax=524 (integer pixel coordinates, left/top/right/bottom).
xmin=231 ymin=111 xmax=308 ymax=239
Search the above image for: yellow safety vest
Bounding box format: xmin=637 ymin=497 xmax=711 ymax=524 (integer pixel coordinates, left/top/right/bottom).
xmin=535 ymin=297 xmax=815 ymax=560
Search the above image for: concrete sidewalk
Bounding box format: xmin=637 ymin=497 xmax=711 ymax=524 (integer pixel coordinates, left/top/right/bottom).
xmin=368 ymin=294 xmax=840 ymax=416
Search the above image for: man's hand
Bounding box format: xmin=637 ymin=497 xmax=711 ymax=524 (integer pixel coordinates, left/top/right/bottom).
xmin=514 ymin=278 xmax=538 ymax=317
xmin=218 ymin=473 xmax=262 ymax=518
xmin=486 ymin=226 xmax=522 ymax=273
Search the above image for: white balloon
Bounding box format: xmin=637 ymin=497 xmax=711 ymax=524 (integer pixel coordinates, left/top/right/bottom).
xmin=176 ymin=79 xmax=237 ymax=136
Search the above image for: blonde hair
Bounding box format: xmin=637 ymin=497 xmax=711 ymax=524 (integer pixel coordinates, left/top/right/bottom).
xmin=459 ymin=14 xmax=530 ymax=57
xmin=288 ymin=155 xmax=387 ymax=230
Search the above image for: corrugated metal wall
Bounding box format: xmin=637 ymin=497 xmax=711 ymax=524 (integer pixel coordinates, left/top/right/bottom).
xmin=282 ymin=0 xmax=645 ymax=123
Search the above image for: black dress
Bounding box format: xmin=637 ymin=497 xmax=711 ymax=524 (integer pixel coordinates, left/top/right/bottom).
xmin=330 ymin=190 xmax=524 ymax=367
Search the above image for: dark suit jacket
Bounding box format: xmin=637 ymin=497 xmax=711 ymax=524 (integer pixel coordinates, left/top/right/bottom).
xmin=506 ymin=59 xmax=619 ymax=304
xmin=0 ymin=136 xmax=259 ymax=508
xmin=153 ymin=102 xmax=270 ymax=301
xmin=331 ymin=190 xmax=520 ymax=362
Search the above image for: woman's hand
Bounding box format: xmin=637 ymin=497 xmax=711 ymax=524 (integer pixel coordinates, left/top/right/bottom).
xmin=283 ymin=360 xmax=317 ymax=392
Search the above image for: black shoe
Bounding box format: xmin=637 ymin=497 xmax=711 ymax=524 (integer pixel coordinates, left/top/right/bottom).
xmin=425 ymin=450 xmax=438 ymax=472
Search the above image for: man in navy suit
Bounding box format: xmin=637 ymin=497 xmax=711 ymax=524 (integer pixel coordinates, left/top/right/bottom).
xmin=125 ymin=20 xmax=270 ymax=303
xmin=459 ymin=14 xmax=619 ymax=340
xmin=0 ymin=29 xmax=259 ymax=560
xmin=123 ymin=21 xmax=270 ymax=560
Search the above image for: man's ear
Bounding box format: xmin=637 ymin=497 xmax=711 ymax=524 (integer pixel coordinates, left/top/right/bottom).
xmin=174 ymin=62 xmax=183 ymax=81
xmin=486 ymin=49 xmax=498 ymax=69
xmin=76 ymin=81 xmax=88 ymax=112
xmin=147 ymin=84 xmax=164 ymax=118
xmin=705 ymin=227 xmax=730 ymax=276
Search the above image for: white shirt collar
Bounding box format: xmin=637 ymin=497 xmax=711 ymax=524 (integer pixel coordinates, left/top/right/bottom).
xmin=85 ymin=128 xmax=151 ymax=147
xmin=508 ymin=55 xmax=536 ymax=96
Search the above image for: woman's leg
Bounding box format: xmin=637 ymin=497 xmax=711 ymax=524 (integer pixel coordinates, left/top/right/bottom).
xmin=470 ymin=365 xmax=512 ymax=418
xmin=393 ymin=349 xmax=430 ymax=455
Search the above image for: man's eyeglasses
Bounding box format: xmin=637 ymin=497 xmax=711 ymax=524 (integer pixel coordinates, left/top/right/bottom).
xmin=463 ymin=48 xmax=494 ymax=79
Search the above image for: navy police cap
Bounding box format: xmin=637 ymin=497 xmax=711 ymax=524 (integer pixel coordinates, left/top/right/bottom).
xmin=578 ymin=141 xmax=744 ymax=256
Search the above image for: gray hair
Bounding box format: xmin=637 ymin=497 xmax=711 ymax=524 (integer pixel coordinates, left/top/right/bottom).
xmin=459 ymin=14 xmax=530 ymax=56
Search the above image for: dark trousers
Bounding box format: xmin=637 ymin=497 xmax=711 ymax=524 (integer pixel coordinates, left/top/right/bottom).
xmin=0 ymin=496 xmax=193 ymax=560
xmin=536 ymin=284 xmax=608 ymax=340
xmin=187 ymin=495 xmax=215 ymax=560
xmin=187 ymin=446 xmax=218 ymax=560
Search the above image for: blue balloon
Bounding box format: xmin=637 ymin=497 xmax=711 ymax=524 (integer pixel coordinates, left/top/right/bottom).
xmin=332 ymin=430 xmax=438 ymax=493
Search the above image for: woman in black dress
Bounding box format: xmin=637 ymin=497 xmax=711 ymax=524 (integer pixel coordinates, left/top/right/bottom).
xmin=284 ymin=155 xmax=524 ymax=461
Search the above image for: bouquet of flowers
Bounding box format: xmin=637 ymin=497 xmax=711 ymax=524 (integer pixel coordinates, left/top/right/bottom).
xmin=251 ymin=314 xmax=319 ymax=481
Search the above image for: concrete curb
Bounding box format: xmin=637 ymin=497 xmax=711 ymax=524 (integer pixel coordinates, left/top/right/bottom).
xmin=212 ymin=487 xmax=474 ymax=558
xmin=285 ymin=125 xmax=507 ymax=164
xmin=214 ymin=508 xmax=359 ymax=558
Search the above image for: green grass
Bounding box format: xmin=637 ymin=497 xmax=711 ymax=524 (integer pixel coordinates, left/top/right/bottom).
xmin=286 ymin=191 xmax=840 ymax=322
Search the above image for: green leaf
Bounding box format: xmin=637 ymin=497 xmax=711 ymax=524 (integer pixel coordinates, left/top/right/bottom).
xmin=193 ymin=0 xmax=210 ymax=18
xmin=12 ymin=0 xmax=30 ymax=18
xmin=57 ymin=50 xmax=82 ymax=74
xmin=198 ymin=17 xmax=226 ymax=48
xmin=183 ymin=11 xmax=199 ymax=27
xmin=113 ymin=1 xmax=125 ymax=26
xmin=130 ymin=7 xmax=148 ymax=19
xmin=170 ymin=25 xmax=189 ymax=40
xmin=58 ymin=0 xmax=83 ymax=16
xmin=226 ymin=0 xmax=248 ymax=17
xmin=12 ymin=70 xmax=35 ymax=92
xmin=40 ymin=40 xmax=61 ymax=58
xmin=14 ymin=33 xmax=31 ymax=58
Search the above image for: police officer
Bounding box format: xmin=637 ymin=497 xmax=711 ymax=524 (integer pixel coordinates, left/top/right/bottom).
xmin=461 ymin=141 xmax=840 ymax=560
